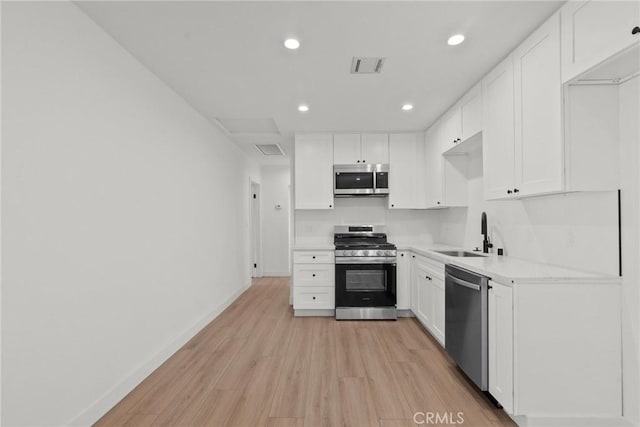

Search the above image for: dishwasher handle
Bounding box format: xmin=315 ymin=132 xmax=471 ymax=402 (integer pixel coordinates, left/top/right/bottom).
xmin=448 ymin=275 xmax=481 ymax=291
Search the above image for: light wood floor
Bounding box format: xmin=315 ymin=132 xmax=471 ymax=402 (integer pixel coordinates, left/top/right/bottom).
xmin=95 ymin=277 xmax=516 ymax=427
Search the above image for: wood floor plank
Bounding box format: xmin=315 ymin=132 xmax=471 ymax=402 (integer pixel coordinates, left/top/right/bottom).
xmin=356 ymin=326 xmax=413 ymax=420
xmin=339 ymin=377 xmax=379 ymax=427
xmin=335 ymin=321 xmax=366 ymax=378
xmin=225 ymin=356 xmax=283 ymax=426
xmin=94 ymin=277 xmax=515 ymax=427
xmin=151 ymin=337 xmax=247 ymax=425
xmin=266 ymin=418 xmax=305 ymax=427
xmin=269 ymin=322 xmax=314 ymax=418
xmin=303 ymin=319 xmax=340 ymax=427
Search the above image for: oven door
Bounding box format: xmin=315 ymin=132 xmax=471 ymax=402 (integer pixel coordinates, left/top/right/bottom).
xmin=335 ymin=262 xmax=396 ymax=307
xmin=334 ymin=171 xmax=375 ymax=195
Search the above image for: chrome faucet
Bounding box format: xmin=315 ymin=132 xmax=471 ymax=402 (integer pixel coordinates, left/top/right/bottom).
xmin=481 ymin=212 xmax=493 ymax=254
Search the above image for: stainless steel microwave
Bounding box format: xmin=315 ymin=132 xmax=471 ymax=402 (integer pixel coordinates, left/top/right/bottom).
xmin=334 ymin=164 xmax=389 ymax=197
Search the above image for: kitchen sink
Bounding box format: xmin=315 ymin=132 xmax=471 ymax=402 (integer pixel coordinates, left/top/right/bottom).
xmin=434 ymin=250 xmax=486 ymax=258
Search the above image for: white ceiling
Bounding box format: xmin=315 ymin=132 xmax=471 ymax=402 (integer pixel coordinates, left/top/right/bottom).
xmin=76 ymin=1 xmax=563 ymax=165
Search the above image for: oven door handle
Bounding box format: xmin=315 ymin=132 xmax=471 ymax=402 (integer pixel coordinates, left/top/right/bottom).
xmin=448 ymin=275 xmax=481 ymax=291
xmin=335 ymin=257 xmax=396 ymax=264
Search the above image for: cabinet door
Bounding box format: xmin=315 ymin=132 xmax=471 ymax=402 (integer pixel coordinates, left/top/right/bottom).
xmin=488 ymin=281 xmax=514 ymax=414
xmin=294 ymin=133 xmax=334 ymax=209
xmin=439 ymin=107 xmax=462 ymax=152
xmin=431 ymin=276 xmax=446 ymax=345
xmin=460 ymin=83 xmax=482 ymax=141
xmin=333 ymin=133 xmax=361 ymax=164
xmin=388 ymin=133 xmax=416 ymax=209
xmin=482 ymin=54 xmax=516 ymax=200
xmin=514 ymin=12 xmax=563 ymax=196
xmin=417 ymin=272 xmax=432 ymax=327
xmin=361 ymin=133 xmax=389 ymax=164
xmin=425 ymin=124 xmax=444 ymax=208
xmin=410 ymin=255 xmax=419 ymax=314
xmin=561 ymin=0 xmax=640 ymax=83
xmin=396 ymin=251 xmax=410 ymax=310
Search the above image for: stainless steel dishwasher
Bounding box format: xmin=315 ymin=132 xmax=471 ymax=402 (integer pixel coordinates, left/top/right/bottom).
xmin=444 ymin=264 xmax=489 ymax=391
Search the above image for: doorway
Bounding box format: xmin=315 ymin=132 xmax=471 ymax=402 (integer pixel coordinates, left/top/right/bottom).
xmin=250 ymin=180 xmax=261 ymax=279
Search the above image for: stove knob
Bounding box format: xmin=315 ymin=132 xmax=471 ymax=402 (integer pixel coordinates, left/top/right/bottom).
xmin=385 ymin=251 xmax=392 ymax=256
xmin=377 ymin=251 xmax=383 ymax=256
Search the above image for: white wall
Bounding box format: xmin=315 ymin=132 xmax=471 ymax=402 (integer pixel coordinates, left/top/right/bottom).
xmin=1 ymin=2 xmax=260 ymax=426
xmin=619 ymin=75 xmax=640 ymax=426
xmin=260 ymin=165 xmax=291 ymax=276
xmin=437 ymin=145 xmax=619 ymax=275
xmin=295 ymin=197 xmax=441 ymax=246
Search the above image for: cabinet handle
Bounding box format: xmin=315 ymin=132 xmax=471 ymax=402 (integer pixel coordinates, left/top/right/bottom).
xmin=632 ymin=26 xmax=640 ymax=35
xmin=312 ymin=256 xmax=316 ymax=259
xmin=312 ymin=274 xmax=316 ymax=277
xmin=362 ymin=160 xmax=366 ymax=163
xmin=401 ymin=253 xmax=404 ymax=257
xmin=313 ymin=296 xmax=316 ymax=300
xmin=391 ymin=204 xmax=395 ymax=207
xmin=507 ymin=189 xmax=512 ymax=194
xmin=357 ymin=160 xmax=360 ymax=163
xmin=437 ymin=201 xmax=441 ymax=205
xmin=513 ymin=188 xmax=520 ymax=193
xmin=329 ymin=204 xmax=333 ymax=208
xmin=425 ymin=275 xmax=432 ymax=280
xmin=412 ymin=255 xmax=415 ymax=258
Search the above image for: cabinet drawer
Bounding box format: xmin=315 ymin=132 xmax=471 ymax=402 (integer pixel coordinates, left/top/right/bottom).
xmin=293 ymin=264 xmax=334 ymax=286
xmin=412 ymin=254 xmax=445 ymax=279
xmin=293 ymin=251 xmax=334 ymax=264
xmin=294 ymin=286 xmax=335 ymax=309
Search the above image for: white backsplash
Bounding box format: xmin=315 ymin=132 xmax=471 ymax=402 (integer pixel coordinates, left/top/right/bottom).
xmin=294 ymin=197 xmax=441 ymax=246
xmin=437 ymin=148 xmax=619 ymax=275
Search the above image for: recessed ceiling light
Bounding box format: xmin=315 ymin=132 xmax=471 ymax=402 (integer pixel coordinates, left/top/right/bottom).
xmin=284 ymin=38 xmax=300 ymax=50
xmin=402 ymin=104 xmax=414 ymax=111
xmin=298 ymin=104 xmax=309 ymax=112
xmin=447 ymin=34 xmax=465 ymax=46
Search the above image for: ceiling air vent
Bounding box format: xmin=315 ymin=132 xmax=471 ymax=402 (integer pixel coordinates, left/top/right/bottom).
xmin=255 ymin=144 xmax=284 ymax=156
xmin=351 ymin=57 xmax=385 ymax=74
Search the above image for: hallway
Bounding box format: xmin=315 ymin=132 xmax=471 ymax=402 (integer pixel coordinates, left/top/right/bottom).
xmin=96 ymin=277 xmax=515 ymax=426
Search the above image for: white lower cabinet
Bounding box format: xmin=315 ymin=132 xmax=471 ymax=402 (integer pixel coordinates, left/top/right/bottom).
xmin=396 ymin=251 xmax=410 ymax=310
xmin=488 ymin=280 xmax=514 ymax=414
xmin=487 ymin=279 xmax=621 ymax=420
xmin=410 ymin=253 xmax=445 ymax=346
xmin=292 ymin=250 xmax=335 ymax=312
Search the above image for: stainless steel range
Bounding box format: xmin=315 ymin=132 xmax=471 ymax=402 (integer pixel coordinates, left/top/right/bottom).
xmin=334 ymin=225 xmax=397 ymax=320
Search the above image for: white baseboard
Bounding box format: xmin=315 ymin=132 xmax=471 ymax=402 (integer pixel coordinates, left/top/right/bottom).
xmin=262 ymin=272 xmax=290 ymax=277
xmin=68 ymin=281 xmax=251 ymax=426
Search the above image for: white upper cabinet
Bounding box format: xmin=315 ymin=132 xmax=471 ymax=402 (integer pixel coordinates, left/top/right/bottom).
xmin=333 ymin=133 xmax=361 ymax=164
xmin=513 ymin=12 xmax=563 ymax=197
xmin=561 ymin=0 xmax=640 ymax=83
xmin=294 ymin=133 xmax=334 ymax=210
xmin=333 ymin=132 xmax=388 ymax=164
xmin=439 ymin=107 xmax=462 ymax=151
xmin=482 ymin=12 xmax=562 ymax=200
xmin=440 ymin=83 xmax=483 ymax=153
xmin=425 ymin=124 xmax=443 ymax=207
xmin=460 ymin=83 xmax=482 ymax=141
xmin=388 ymin=133 xmax=418 ymax=209
xmin=482 ymin=54 xmax=516 ymax=200
xmin=361 ymin=133 xmax=389 ymax=164
xmin=425 ymin=123 xmax=468 ymax=208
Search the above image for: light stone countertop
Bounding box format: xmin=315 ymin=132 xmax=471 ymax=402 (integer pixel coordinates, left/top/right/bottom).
xmin=294 ymin=242 xmax=620 ymax=285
